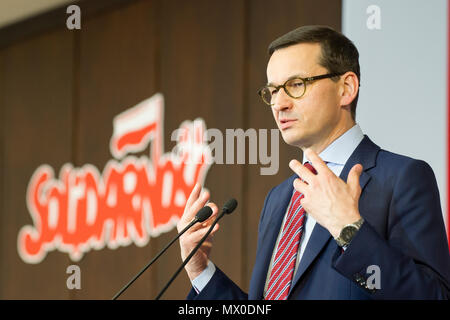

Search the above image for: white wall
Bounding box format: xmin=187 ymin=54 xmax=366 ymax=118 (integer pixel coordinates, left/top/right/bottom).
xmin=343 ymin=0 xmax=448 ymax=227
xmin=0 ymin=0 xmax=76 ymax=28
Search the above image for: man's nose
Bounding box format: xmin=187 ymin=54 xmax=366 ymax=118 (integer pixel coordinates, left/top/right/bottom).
xmin=272 ymin=88 xmax=293 ymax=112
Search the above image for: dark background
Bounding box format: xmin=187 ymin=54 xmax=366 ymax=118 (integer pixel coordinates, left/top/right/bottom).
xmin=0 ymin=0 xmax=341 ymax=299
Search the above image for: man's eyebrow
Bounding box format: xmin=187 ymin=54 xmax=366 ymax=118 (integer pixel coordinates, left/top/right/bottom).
xmin=266 ymin=74 xmax=305 ymax=86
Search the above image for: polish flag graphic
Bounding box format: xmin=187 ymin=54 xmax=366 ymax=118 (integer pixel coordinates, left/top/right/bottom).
xmin=110 ymin=93 xmax=164 ymax=160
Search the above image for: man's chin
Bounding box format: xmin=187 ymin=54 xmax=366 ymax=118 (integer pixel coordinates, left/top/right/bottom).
xmin=280 ymin=133 xmax=306 ymax=148
xmin=281 ymin=131 xmax=311 ymax=149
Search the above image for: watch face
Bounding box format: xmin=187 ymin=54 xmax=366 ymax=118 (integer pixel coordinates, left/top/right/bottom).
xmin=341 ymin=226 xmax=358 ymax=242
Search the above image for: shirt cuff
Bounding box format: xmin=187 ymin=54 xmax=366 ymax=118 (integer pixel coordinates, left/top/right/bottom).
xmin=191 ymin=260 xmax=216 ymax=293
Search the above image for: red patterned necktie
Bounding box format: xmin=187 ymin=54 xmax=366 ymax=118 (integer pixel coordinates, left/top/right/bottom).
xmin=265 ymin=162 xmax=316 ymax=300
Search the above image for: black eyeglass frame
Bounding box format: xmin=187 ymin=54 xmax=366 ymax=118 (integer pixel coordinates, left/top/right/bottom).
xmin=257 ymin=72 xmax=344 ymax=106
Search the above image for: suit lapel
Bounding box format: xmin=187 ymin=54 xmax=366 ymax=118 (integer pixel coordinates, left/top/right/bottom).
xmin=289 ymin=222 xmax=332 ymax=294
xmin=288 ymin=135 xmax=379 ymax=297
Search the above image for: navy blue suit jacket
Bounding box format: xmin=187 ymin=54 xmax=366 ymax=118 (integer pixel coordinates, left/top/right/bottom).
xmin=188 ymin=136 xmax=450 ymax=299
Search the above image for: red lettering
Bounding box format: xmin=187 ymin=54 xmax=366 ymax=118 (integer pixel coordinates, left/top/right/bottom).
xmin=18 ymin=94 xmax=211 ymax=263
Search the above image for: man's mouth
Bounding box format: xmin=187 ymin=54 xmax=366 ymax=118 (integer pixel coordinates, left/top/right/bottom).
xmin=279 ymin=118 xmax=297 ymax=130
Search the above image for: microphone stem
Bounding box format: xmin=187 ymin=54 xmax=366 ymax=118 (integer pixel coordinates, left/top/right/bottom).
xmin=155 ymin=211 xmax=225 ymax=300
xmin=112 ymin=217 xmax=198 ymax=300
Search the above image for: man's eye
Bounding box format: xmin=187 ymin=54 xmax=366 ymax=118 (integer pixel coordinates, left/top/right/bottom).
xmin=270 ymin=88 xmax=278 ymax=95
xmin=289 ymin=81 xmax=304 ymax=88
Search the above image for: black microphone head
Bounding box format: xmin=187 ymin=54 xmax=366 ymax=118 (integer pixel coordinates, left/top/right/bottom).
xmin=222 ymin=198 xmax=238 ymax=214
xmin=196 ymin=206 xmax=213 ymax=222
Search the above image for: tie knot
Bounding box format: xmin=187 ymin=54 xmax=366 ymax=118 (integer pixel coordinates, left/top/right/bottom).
xmin=303 ymin=162 xmax=317 ymax=175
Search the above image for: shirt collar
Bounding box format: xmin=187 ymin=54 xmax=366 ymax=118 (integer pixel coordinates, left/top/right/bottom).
xmin=302 ymin=123 xmax=364 ymax=166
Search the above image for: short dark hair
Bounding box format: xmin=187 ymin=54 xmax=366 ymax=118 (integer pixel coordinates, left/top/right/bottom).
xmin=268 ymin=25 xmax=360 ymax=120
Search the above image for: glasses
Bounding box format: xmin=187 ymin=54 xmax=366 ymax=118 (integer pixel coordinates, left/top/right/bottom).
xmin=258 ymin=73 xmax=343 ymax=106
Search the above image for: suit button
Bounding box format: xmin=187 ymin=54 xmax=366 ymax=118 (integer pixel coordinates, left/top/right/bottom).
xmin=353 ymin=273 xmax=366 ymax=287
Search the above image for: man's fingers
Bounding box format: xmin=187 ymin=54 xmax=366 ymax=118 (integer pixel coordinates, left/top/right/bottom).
xmin=182 ymin=183 xmax=205 ymax=220
xmin=189 ymin=202 xmax=219 ymax=232
xmin=186 ymin=223 xmax=220 ymax=244
xmin=304 ymin=148 xmax=329 ymax=173
xmin=185 ymin=182 xmax=201 ymax=209
xmin=204 ymin=202 xmax=219 ymax=222
xmin=347 ymin=164 xmax=363 ymax=197
xmin=179 ymin=187 xmax=210 ymax=231
xmin=293 ymin=178 xmax=308 ymax=195
xmin=193 ymin=189 xmax=210 ymax=211
xmin=289 ymin=159 xmax=316 ymax=183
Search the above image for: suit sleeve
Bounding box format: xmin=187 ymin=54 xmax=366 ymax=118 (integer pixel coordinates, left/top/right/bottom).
xmin=187 ymin=266 xmax=248 ymax=300
xmin=333 ymin=159 xmax=450 ymax=299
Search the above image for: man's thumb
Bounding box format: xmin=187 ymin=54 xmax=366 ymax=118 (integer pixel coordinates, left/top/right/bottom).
xmin=347 ymin=164 xmax=363 ymax=196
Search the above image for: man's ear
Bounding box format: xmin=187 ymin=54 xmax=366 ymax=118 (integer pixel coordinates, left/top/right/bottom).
xmin=340 ymin=72 xmax=359 ymax=107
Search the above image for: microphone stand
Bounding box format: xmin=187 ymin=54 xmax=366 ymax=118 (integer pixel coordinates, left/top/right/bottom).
xmin=155 ymin=199 xmax=237 ymax=300
xmin=112 ymin=207 xmax=212 ymax=300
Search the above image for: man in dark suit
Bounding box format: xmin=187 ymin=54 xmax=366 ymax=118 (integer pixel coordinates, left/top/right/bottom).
xmin=177 ymin=25 xmax=450 ymax=299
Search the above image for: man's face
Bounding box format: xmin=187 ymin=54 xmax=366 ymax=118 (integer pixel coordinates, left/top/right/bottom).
xmin=266 ymin=43 xmax=344 ymax=150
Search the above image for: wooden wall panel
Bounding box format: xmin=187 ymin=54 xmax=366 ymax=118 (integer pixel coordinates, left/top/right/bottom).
xmin=76 ymin=0 xmax=158 ymax=299
xmin=0 ymin=29 xmax=74 ymax=299
xmin=243 ymin=0 xmax=342 ymax=289
xmin=156 ymin=0 xmax=245 ymax=299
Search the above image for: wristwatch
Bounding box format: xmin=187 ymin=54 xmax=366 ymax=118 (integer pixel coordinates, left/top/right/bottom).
xmin=335 ymin=217 xmax=365 ymax=248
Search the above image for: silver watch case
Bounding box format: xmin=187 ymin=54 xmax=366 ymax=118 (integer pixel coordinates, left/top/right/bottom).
xmin=335 ymin=218 xmax=364 ymax=247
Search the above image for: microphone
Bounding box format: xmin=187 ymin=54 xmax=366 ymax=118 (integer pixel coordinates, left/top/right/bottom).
xmin=222 ymin=198 xmax=238 ymax=214
xmin=155 ymin=198 xmax=238 ymax=300
xmin=112 ymin=206 xmax=213 ymax=300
